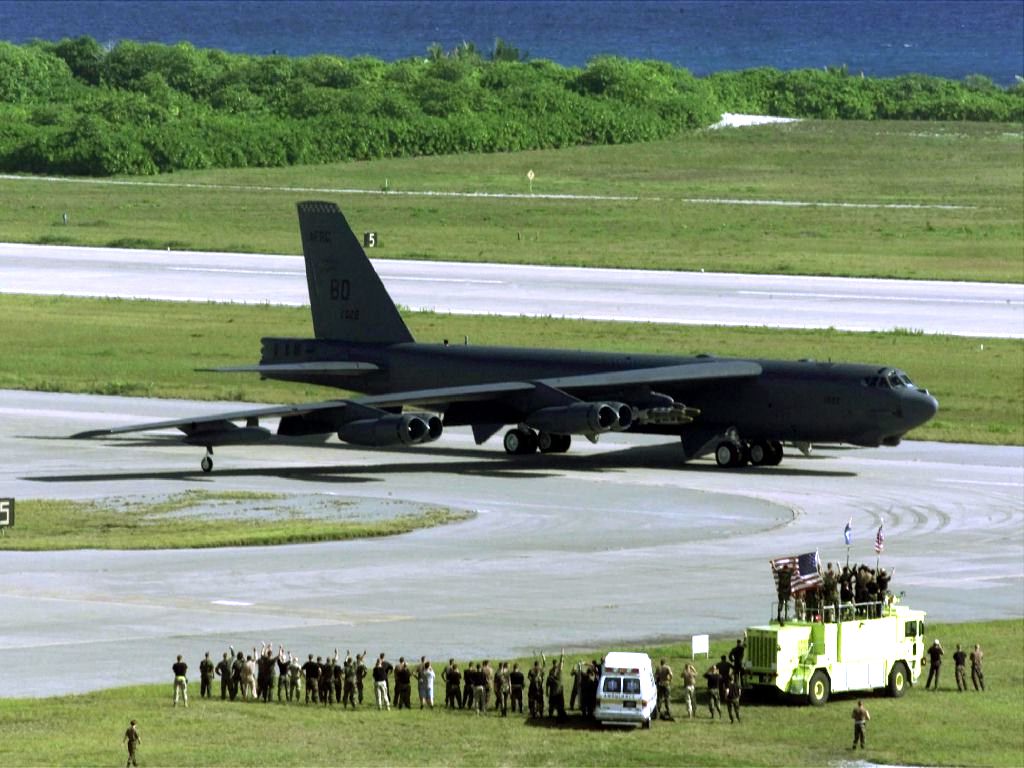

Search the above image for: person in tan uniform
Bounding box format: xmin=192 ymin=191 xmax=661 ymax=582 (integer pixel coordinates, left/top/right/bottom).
xmin=970 ymin=644 xmax=986 ymax=691
xmin=656 ymin=659 xmax=674 ymax=720
xmin=123 ymin=719 xmax=141 ymax=767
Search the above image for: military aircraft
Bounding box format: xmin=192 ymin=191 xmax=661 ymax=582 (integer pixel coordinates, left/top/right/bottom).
xmin=74 ymin=201 xmax=939 ymax=472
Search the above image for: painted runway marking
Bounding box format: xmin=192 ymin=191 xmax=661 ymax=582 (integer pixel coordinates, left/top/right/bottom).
xmin=738 ymin=290 xmax=1022 ymax=306
xmin=937 ymin=478 xmax=1024 ymax=488
xmin=210 ymin=599 xmax=254 ymax=607
xmin=0 ymin=174 xmax=975 ymax=210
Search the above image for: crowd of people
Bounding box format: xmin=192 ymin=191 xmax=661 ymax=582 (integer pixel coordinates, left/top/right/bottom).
xmin=777 ymin=561 xmax=896 ymax=624
xmin=169 ymin=644 xmax=589 ymax=718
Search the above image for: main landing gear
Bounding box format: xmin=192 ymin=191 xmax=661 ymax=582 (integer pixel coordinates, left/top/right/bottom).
xmin=200 ymin=446 xmax=214 ymax=473
xmin=714 ymin=439 xmax=783 ymax=468
xmin=503 ymin=427 xmax=571 ymax=455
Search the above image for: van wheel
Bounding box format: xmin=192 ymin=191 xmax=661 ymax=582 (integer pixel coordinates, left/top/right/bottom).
xmin=808 ymin=670 xmax=830 ymax=706
xmin=888 ymin=661 xmax=909 ymax=698
xmin=642 ymin=717 xmax=651 ymax=729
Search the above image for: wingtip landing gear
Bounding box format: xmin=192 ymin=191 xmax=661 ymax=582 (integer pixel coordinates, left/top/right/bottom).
xmin=201 ymin=446 xmax=213 ymax=473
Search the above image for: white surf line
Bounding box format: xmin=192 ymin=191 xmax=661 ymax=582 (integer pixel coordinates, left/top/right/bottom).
xmin=0 ymin=173 xmax=975 ymax=211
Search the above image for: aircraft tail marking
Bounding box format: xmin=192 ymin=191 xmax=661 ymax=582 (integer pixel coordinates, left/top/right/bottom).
xmin=297 ymin=201 xmax=413 ymax=344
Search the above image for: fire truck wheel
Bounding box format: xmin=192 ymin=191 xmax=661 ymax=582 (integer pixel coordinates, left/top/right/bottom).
xmin=888 ymin=661 xmax=909 ymax=698
xmin=808 ymin=670 xmax=830 ymax=706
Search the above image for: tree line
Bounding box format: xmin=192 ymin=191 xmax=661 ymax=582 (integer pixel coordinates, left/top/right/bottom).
xmin=1 ymin=37 xmax=1020 ymax=176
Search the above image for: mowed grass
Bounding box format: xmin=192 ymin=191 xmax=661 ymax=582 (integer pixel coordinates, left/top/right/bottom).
xmin=1 ymin=120 xmax=1021 ymax=282
xmin=0 ymin=619 xmax=1019 ymax=767
xmin=0 ymin=491 xmax=472 ymax=551
xmin=1 ymin=294 xmax=1020 ymax=445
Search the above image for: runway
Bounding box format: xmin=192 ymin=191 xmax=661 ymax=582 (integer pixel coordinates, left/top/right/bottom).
xmin=2 ymin=243 xmax=1021 ymax=338
xmin=2 ymin=390 xmax=1021 ymax=697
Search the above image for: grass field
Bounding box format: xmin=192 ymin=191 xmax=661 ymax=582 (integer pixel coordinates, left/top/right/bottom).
xmin=1 ymin=294 xmax=1020 ymax=445
xmin=0 ymin=619 xmax=1019 ymax=767
xmin=0 ymin=491 xmax=471 ymax=551
xmin=1 ymin=120 xmax=1021 ymax=282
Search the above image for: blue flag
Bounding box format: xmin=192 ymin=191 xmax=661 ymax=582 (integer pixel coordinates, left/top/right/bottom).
xmin=844 ymin=518 xmax=852 ymax=546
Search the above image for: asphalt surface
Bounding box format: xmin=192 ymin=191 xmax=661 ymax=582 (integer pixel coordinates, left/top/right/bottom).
xmin=2 ymin=243 xmax=1022 ymax=338
xmin=2 ymin=390 xmax=1021 ymax=698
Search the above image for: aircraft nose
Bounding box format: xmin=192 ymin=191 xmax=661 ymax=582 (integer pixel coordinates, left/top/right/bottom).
xmin=905 ymin=391 xmax=939 ymax=428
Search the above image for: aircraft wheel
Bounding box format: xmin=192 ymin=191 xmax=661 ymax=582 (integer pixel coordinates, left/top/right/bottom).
xmin=807 ymin=670 xmax=830 ymax=706
xmin=201 ymin=454 xmax=213 ymax=473
xmin=715 ymin=441 xmax=742 ymax=468
xmin=504 ymin=428 xmax=538 ymax=455
xmin=539 ymin=433 xmax=571 ymax=454
xmin=766 ymin=440 xmax=784 ymax=465
xmin=748 ymin=440 xmax=769 ymax=466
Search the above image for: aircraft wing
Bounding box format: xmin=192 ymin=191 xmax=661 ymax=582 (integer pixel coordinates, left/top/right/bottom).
xmin=360 ymin=360 xmax=763 ymax=410
xmin=72 ymin=360 xmax=759 ymax=444
xmin=72 ymin=400 xmax=353 ymax=438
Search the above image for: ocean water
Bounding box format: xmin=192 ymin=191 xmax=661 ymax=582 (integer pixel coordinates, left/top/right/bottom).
xmin=1 ymin=0 xmax=1021 ymax=85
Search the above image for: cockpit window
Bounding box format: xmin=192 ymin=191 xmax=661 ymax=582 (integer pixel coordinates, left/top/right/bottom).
xmin=888 ymin=372 xmax=905 ymax=388
xmin=899 ymin=374 xmax=914 ymax=387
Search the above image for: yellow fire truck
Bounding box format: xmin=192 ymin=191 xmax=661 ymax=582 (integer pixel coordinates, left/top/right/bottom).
xmin=744 ymin=598 xmax=926 ymax=705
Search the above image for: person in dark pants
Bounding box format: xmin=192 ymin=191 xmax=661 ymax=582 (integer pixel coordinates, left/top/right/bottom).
xmin=726 ymin=678 xmax=741 ymax=723
xmin=199 ymin=652 xmax=214 ymax=699
xmin=953 ymin=644 xmax=968 ymax=691
xmin=777 ymin=566 xmax=792 ymax=624
xmin=925 ymin=640 xmax=943 ymax=690
xmin=215 ymin=652 xmax=231 ymax=700
xmin=528 ymin=659 xmax=545 ymax=717
xmin=463 ymin=661 xmax=476 ymax=710
xmin=356 ymin=652 xmax=368 ymax=704
xmin=509 ymin=663 xmax=524 ymax=713
xmin=546 ymin=651 xmax=567 ymax=721
xmin=851 ymin=700 xmax=870 ymax=749
xmin=302 ymin=655 xmax=320 ymax=703
xmin=704 ymin=663 xmax=722 ymax=719
xmin=394 ymin=657 xmax=412 ymax=709
xmin=729 ymin=640 xmax=745 ymax=688
xmin=123 ymin=719 xmax=141 ymax=767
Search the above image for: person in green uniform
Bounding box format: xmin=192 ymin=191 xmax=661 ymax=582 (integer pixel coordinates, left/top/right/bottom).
xmin=123 ymin=720 xmax=141 ymax=767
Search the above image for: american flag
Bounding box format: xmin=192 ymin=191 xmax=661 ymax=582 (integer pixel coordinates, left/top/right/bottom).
xmin=874 ymin=524 xmax=885 ymax=554
xmin=770 ymin=551 xmax=823 ymax=594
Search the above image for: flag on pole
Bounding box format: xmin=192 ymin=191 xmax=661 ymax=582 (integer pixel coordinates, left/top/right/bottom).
xmin=770 ymin=551 xmax=823 ymax=594
xmin=844 ymin=518 xmax=852 ymax=546
xmin=874 ymin=524 xmax=885 ymax=554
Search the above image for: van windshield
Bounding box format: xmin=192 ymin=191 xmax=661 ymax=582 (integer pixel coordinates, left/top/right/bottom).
xmin=602 ymin=677 xmax=621 ymax=693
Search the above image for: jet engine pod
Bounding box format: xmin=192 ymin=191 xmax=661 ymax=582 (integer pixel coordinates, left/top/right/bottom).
xmin=608 ymin=402 xmax=635 ymax=431
xmin=525 ymin=402 xmax=622 ymax=435
xmin=421 ymin=415 xmax=444 ymax=443
xmin=337 ymin=414 xmax=431 ymax=447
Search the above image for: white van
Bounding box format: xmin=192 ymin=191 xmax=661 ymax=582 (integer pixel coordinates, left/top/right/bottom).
xmin=594 ymin=651 xmax=658 ymax=728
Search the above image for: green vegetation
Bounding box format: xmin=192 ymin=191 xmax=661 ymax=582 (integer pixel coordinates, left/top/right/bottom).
xmin=1 ymin=120 xmax=1021 ymax=281
xmin=0 ymin=619 xmax=1019 ymax=767
xmin=0 ymin=491 xmax=471 ymax=551
xmin=0 ymin=37 xmax=1019 ymax=176
xmin=0 ymin=294 xmax=1020 ymax=446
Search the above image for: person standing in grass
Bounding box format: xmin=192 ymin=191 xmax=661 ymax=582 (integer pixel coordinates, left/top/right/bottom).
xmin=172 ymin=655 xmax=189 ymax=708
xmin=123 ymin=719 xmax=141 ymax=767
xmin=682 ymin=662 xmax=697 ymax=718
xmin=215 ymin=652 xmax=231 ymax=700
xmin=199 ymin=652 xmax=214 ymax=699
xmin=851 ymin=700 xmax=870 ymax=749
xmin=656 ymin=658 xmax=674 ymax=720
xmin=970 ymin=644 xmax=986 ymax=691
xmin=703 ymin=663 xmax=722 ymax=719
xmin=924 ymin=640 xmax=943 ymax=690
xmin=953 ymin=644 xmax=968 ymax=691
xmin=509 ymin=663 xmax=524 ymax=714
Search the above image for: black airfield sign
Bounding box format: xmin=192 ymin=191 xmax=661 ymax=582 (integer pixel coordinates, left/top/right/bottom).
xmin=0 ymin=498 xmax=13 ymax=527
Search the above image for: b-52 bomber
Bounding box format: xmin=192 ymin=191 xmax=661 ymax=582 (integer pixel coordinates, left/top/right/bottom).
xmin=75 ymin=201 xmax=939 ymax=472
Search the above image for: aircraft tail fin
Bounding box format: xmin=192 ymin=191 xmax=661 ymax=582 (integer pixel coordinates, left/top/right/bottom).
xmin=296 ymin=201 xmax=413 ymax=344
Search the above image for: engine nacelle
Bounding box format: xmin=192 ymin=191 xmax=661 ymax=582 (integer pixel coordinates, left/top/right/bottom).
xmin=525 ymin=402 xmax=632 ymax=435
xmin=337 ymin=414 xmax=441 ymax=447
